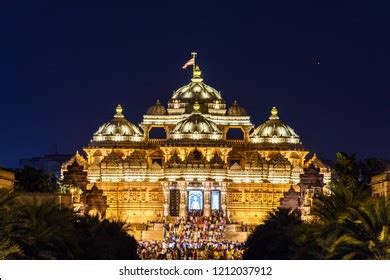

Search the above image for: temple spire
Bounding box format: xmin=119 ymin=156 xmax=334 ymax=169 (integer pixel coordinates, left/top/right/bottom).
xmin=191 ymin=52 xmax=197 ymax=77
xmin=270 ymin=106 xmax=279 ymax=120
xmin=115 ymin=104 xmax=124 ymax=118
xmin=191 ymin=52 xmax=203 ymax=82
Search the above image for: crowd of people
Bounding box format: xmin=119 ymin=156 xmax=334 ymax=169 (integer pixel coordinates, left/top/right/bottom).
xmin=137 ymin=210 xmax=245 ymax=260
xmin=165 ymin=210 xmax=226 ymax=242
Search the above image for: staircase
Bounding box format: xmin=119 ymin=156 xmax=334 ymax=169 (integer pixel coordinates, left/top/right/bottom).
xmin=139 ymin=221 xmax=248 ymax=242
xmin=140 ymin=223 xmax=164 ymax=241
xmin=224 ymin=224 xmax=248 ymax=242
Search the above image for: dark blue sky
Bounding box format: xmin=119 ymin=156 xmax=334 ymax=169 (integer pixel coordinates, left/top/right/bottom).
xmin=1 ymin=1 xmax=389 ymax=168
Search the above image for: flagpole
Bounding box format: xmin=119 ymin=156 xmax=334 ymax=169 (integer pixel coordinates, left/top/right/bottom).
xmin=191 ymin=52 xmax=197 ymax=77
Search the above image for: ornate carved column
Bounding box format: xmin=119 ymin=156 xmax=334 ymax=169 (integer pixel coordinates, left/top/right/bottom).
xmin=162 ymin=183 xmax=169 ymax=218
xmin=221 ymin=182 xmax=228 ymax=216
xmin=179 ymin=182 xmax=187 ymax=218
xmin=164 ymin=125 xmax=171 ymax=139
xmin=140 ymin=124 xmax=150 ymax=141
xmin=204 ymin=182 xmax=211 ymax=217
xmin=222 ymin=127 xmax=228 ymax=140
xmin=244 ymin=126 xmax=251 ymax=143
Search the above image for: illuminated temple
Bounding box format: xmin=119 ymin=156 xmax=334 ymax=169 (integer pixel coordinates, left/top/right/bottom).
xmin=61 ymin=55 xmax=330 ymax=239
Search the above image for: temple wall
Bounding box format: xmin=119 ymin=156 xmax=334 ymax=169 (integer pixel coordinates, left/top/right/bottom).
xmin=90 ymin=181 xmax=164 ymax=223
xmin=88 ymin=181 xmax=294 ymax=226
xmin=227 ymin=183 xmax=292 ymax=225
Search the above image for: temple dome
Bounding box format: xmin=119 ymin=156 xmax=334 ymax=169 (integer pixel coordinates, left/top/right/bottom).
xmin=92 ymin=105 xmax=143 ymax=142
xmin=170 ymin=66 xmax=223 ymax=103
xmin=250 ymin=107 xmax=300 ymax=144
xmin=227 ymin=100 xmax=247 ymax=116
xmin=146 ymin=100 xmax=167 ymax=115
xmin=171 ymin=102 xmax=222 ymax=140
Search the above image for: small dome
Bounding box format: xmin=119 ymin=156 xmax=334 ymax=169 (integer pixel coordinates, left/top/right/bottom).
xmin=146 ymin=100 xmax=167 ymax=115
xmin=171 ymin=105 xmax=222 ymax=140
xmin=227 ymin=100 xmax=247 ymax=116
xmin=250 ymin=107 xmax=300 ymax=145
xmin=92 ymin=105 xmax=143 ymax=142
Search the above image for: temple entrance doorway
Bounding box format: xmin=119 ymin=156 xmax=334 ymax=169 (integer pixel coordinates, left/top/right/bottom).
xmin=211 ymin=190 xmax=221 ymax=211
xmin=187 ymin=190 xmax=203 ymax=215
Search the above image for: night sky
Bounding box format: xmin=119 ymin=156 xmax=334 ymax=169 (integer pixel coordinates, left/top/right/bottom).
xmin=1 ymin=1 xmax=389 ymax=168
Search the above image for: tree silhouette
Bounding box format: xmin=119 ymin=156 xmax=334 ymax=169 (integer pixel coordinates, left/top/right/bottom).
xmin=14 ymin=167 xmax=59 ymax=193
xmin=75 ymin=214 xmax=139 ymax=260
xmin=6 ymin=198 xmax=79 ymax=259
xmin=329 ymin=198 xmax=390 ymax=259
xmin=244 ymin=208 xmax=302 ymax=260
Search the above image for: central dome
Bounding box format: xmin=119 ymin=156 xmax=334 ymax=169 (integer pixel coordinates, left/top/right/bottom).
xmin=171 ymin=81 xmax=223 ymax=102
xmin=169 ymin=66 xmax=223 ymax=110
xmin=92 ymin=105 xmax=143 ymax=142
xmin=250 ymin=107 xmax=300 ymax=145
xmin=171 ymin=103 xmax=222 ymax=140
xmin=167 ymin=66 xmax=227 ymax=115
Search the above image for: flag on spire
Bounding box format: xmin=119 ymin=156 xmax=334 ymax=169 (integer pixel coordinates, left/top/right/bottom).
xmin=182 ymin=57 xmax=195 ymax=69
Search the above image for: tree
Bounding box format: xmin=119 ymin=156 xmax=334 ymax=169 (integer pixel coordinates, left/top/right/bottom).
xmin=0 ymin=239 xmax=22 ymax=260
xmin=74 ymin=214 xmax=139 ymax=260
xmin=331 ymin=152 xmax=384 ymax=195
xmin=1 ymin=187 xmax=138 ymax=259
xmin=292 ymin=222 xmax=326 ymax=259
xmin=244 ymin=208 xmax=302 ymax=260
xmin=329 ymin=198 xmax=390 ymax=260
xmin=312 ymin=153 xmax=388 ymax=258
xmin=312 ymin=153 xmax=373 ymax=246
xmin=14 ymin=167 xmax=59 ymax=193
xmin=6 ymin=198 xmax=79 ymax=259
xmin=0 ymin=188 xmax=22 ymax=259
xmin=312 ymin=186 xmax=368 ymax=250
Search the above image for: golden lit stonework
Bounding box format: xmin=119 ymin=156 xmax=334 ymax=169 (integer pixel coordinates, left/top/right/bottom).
xmin=61 ymin=54 xmax=330 ymax=240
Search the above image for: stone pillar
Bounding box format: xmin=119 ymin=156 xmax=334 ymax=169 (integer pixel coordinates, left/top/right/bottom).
xmin=163 ymin=183 xmax=169 ymax=218
xmin=221 ymin=183 xmax=227 ymax=216
xmin=204 ymin=182 xmax=211 ymax=217
xmin=179 ymin=182 xmax=187 ymax=218
xmin=164 ymin=125 xmax=170 ymax=139
xmin=141 ymin=125 xmax=150 ymax=141
xmin=222 ymin=127 xmax=228 ymax=140
xmin=244 ymin=126 xmax=251 ymax=143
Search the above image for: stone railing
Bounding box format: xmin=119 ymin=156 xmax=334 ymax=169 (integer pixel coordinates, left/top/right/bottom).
xmin=147 ymin=139 xmax=166 ymax=144
xmin=224 ymin=139 xmax=246 ymax=145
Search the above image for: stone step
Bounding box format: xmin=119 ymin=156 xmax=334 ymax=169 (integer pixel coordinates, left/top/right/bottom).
xmin=225 ymin=224 xmax=237 ymax=231
xmin=153 ymin=223 xmax=164 ymax=230
xmin=141 ymin=230 xmax=163 ymax=241
xmin=224 ymin=223 xmax=248 ymax=242
xmin=225 ymin=231 xmax=248 ymax=242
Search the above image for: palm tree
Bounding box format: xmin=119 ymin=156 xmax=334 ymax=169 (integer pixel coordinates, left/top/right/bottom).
xmin=312 ymin=186 xmax=366 ymax=248
xmin=14 ymin=167 xmax=59 ymax=193
xmin=0 ymin=239 xmax=22 ymax=259
xmin=7 ymin=198 xmax=79 ymax=259
xmin=329 ymin=198 xmax=390 ymax=259
xmin=311 ymin=153 xmax=375 ymax=254
xmin=99 ymin=219 xmax=139 ymax=259
xmin=244 ymin=208 xmax=302 ymax=260
xmin=0 ymin=189 xmax=22 ymax=259
xmin=74 ymin=214 xmax=111 ymax=259
xmin=74 ymin=214 xmax=138 ymax=259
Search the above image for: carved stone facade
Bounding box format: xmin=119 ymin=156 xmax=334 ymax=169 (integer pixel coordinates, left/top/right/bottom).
xmin=61 ymin=57 xmax=330 ymax=227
